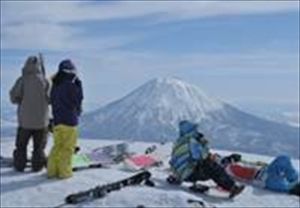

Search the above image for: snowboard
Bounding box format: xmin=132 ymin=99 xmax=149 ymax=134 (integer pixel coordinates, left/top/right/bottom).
xmin=0 ymin=155 xmax=103 ymax=172
xmin=55 ymin=171 xmax=154 ymax=207
xmin=123 ymin=154 xmax=162 ymax=171
xmin=1 ymin=143 xmax=129 ymax=170
xmin=80 ymin=142 xmax=129 ymax=166
xmin=122 ymin=144 xmax=168 ymax=171
xmin=189 ymin=184 xmax=230 ymax=199
xmin=166 ymin=174 xmax=244 ymax=200
xmin=154 ymin=177 xmax=218 ymax=208
xmin=189 ymin=183 xmax=245 ymax=199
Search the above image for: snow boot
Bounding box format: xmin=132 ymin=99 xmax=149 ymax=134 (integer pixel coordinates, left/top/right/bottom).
xmin=229 ymin=184 xmax=245 ymax=198
xmin=13 ymin=149 xmax=27 ymax=172
xmin=289 ymin=183 xmax=300 ymax=197
xmin=31 ymin=151 xmax=47 ymax=172
xmin=189 ymin=183 xmax=210 ymax=193
xmin=166 ymin=175 xmax=182 ymax=185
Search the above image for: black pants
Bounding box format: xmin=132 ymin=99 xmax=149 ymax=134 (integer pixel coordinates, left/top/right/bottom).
xmin=186 ymin=158 xmax=235 ymax=191
xmin=13 ymin=127 xmax=48 ymax=172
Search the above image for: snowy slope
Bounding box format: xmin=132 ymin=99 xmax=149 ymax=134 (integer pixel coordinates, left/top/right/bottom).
xmin=1 ymin=137 xmax=299 ymax=208
xmin=0 ymin=101 xmax=17 ymax=138
xmin=81 ymin=77 xmax=299 ymax=158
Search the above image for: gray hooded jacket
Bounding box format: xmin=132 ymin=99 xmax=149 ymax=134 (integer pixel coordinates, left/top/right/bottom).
xmin=10 ymin=56 xmax=50 ymax=129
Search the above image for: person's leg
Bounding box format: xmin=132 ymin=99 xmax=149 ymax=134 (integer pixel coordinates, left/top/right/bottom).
xmin=188 ymin=159 xmax=244 ymax=198
xmin=186 ymin=162 xmax=210 ymax=183
xmin=202 ymin=159 xmax=235 ymax=191
xmin=31 ymin=128 xmax=48 ymax=172
xmin=47 ymin=126 xmax=63 ymax=178
xmin=265 ymin=155 xmax=299 ymax=193
xmin=267 ymin=155 xmax=299 ymax=183
xmin=289 ymin=182 xmax=299 ymax=196
xmin=13 ymin=127 xmax=31 ymax=171
xmin=265 ymin=176 xmax=291 ymax=193
xmin=57 ymin=125 xmax=77 ymax=179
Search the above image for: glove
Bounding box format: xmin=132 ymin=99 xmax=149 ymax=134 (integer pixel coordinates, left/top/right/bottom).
xmin=48 ymin=118 xmax=54 ymax=133
xmin=229 ymin=153 xmax=242 ymax=162
xmin=74 ymin=146 xmax=81 ymax=154
xmin=166 ymin=175 xmax=182 ymax=185
xmin=195 ymin=133 xmax=208 ymax=145
xmin=221 ymin=153 xmax=242 ymax=165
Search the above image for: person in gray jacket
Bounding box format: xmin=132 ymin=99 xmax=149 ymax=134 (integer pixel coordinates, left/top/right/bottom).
xmin=9 ymin=56 xmax=50 ymax=172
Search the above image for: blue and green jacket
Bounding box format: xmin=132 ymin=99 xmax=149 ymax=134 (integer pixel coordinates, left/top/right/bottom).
xmin=169 ymin=132 xmax=209 ymax=181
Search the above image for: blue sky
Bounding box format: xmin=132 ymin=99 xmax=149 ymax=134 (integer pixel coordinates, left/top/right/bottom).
xmin=1 ymin=1 xmax=299 ymax=113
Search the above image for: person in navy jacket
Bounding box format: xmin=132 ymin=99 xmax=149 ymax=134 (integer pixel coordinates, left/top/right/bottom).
xmin=47 ymin=59 xmax=83 ymax=179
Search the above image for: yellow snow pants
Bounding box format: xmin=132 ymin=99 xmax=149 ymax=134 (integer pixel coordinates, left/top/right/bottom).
xmin=47 ymin=124 xmax=77 ymax=179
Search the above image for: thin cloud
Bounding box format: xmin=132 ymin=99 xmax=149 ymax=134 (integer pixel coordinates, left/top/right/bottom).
xmin=1 ymin=21 xmax=147 ymax=51
xmin=2 ymin=1 xmax=299 ymax=24
xmin=1 ymin=23 xmax=76 ymax=50
xmin=1 ymin=1 xmax=299 ymax=51
xmin=110 ymin=50 xmax=299 ymax=71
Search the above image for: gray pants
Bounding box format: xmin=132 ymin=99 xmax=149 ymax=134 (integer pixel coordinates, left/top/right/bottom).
xmin=13 ymin=127 xmax=48 ymax=172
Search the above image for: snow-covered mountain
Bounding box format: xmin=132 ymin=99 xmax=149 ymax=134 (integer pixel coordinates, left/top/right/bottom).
xmin=1 ymin=138 xmax=299 ymax=208
xmin=80 ymin=78 xmax=300 ymax=158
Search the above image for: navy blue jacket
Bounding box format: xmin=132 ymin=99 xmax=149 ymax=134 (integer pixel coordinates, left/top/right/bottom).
xmin=51 ymin=74 xmax=83 ymax=126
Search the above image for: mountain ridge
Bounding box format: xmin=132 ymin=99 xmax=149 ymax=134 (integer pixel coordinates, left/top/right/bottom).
xmin=80 ymin=77 xmax=299 ymax=158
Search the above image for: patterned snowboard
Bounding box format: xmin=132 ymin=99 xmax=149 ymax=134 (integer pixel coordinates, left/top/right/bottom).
xmin=123 ymin=154 xmax=162 ymax=171
xmin=1 ymin=143 xmax=129 ymax=170
xmin=72 ymin=143 xmax=129 ymax=168
xmin=122 ymin=144 xmax=168 ymax=171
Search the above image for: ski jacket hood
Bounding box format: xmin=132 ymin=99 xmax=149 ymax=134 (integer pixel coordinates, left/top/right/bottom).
xmin=10 ymin=56 xmax=50 ymax=129
xmin=179 ymin=120 xmax=198 ymax=136
xmin=22 ymin=56 xmax=42 ymax=76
